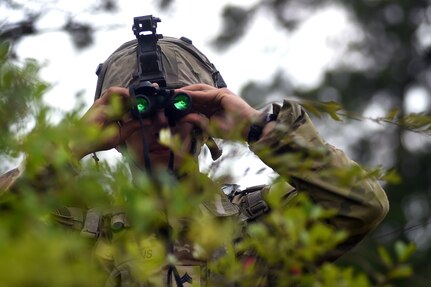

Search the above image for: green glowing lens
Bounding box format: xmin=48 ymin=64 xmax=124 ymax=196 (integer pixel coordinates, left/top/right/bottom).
xmin=173 ymin=94 xmax=190 ymax=111
xmin=136 ymin=97 xmax=149 ymax=113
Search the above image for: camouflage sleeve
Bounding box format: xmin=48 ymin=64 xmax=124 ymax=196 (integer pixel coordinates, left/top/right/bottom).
xmin=0 ymin=167 xmax=23 ymax=194
xmin=249 ymin=99 xmax=389 ymax=259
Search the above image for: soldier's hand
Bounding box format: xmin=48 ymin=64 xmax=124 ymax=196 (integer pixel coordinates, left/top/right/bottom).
xmin=70 ymin=87 xmax=141 ymax=159
xmin=177 ymin=84 xmax=261 ymax=140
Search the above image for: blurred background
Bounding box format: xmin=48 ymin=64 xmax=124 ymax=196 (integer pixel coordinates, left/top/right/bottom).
xmin=1 ymin=0 xmax=431 ymax=285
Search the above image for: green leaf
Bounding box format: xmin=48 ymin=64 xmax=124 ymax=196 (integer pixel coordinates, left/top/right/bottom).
xmin=0 ymin=41 xmax=10 ymax=61
xmin=395 ymin=241 xmax=416 ymax=263
xmin=378 ymin=246 xmax=393 ymax=268
xmin=299 ymin=100 xmax=343 ymax=121
xmin=383 ymin=108 xmax=399 ymax=121
xmin=300 ymin=100 xmax=323 ymax=118
xmin=323 ymin=101 xmax=342 ymax=121
xmin=388 ymin=264 xmax=413 ymax=279
xmin=382 ymin=169 xmax=402 ymax=185
xmin=401 ymin=113 xmax=431 ymax=131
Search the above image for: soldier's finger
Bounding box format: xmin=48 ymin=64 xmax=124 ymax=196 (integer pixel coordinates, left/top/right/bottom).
xmin=99 ymin=87 xmax=130 ymax=105
xmin=179 ymin=112 xmax=209 ymax=132
xmin=177 ymin=84 xmax=216 ymax=92
xmin=117 ymin=120 xmax=142 ymax=143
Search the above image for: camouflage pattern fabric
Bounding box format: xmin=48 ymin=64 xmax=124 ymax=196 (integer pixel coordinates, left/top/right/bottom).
xmin=0 ymin=167 xmax=22 ymax=194
xmin=95 ymin=36 xmax=225 ymax=101
xmin=249 ymin=99 xmax=389 ymax=260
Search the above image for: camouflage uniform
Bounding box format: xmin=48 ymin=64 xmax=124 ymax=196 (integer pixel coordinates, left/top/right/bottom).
xmin=0 ymin=36 xmax=389 ymax=286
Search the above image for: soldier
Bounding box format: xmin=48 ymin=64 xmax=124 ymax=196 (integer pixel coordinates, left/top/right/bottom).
xmin=1 ymin=16 xmax=389 ymax=287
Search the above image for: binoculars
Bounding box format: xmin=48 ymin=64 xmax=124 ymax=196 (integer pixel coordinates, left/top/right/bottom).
xmin=129 ymin=81 xmax=192 ymax=121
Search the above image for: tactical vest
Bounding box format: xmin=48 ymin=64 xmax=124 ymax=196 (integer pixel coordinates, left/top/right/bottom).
xmin=51 ymin=183 xmax=294 ymax=287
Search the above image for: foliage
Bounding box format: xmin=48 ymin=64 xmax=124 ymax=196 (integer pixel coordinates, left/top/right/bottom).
xmin=0 ymin=41 xmax=48 ymax=169
xmin=2 ymin=0 xmax=431 ymax=285
xmin=0 ymin=41 xmax=417 ymax=286
xmin=0 ymin=0 xmax=119 ymax=52
xmin=214 ymin=1 xmax=431 ymax=285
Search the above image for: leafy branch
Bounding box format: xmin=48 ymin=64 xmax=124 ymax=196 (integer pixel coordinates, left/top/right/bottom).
xmin=299 ymin=99 xmax=431 ymax=137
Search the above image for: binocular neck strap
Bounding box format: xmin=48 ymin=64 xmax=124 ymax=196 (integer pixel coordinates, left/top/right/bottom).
xmin=138 ymin=117 xmax=152 ymax=175
xmin=167 ymin=118 xmax=176 ymax=171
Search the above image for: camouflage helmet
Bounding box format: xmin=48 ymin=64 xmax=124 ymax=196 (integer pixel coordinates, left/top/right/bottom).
xmin=94 ymin=36 xmax=225 ymax=160
xmin=94 ymin=36 xmax=226 ymax=100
